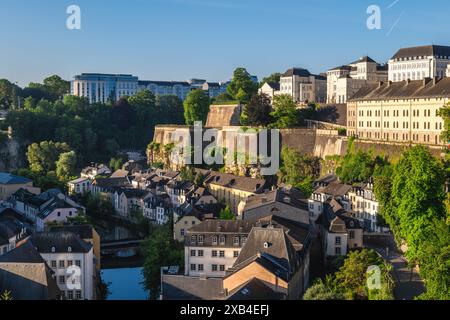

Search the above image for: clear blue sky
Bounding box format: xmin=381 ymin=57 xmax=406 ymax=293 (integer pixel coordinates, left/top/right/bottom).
xmin=1 ymin=0 xmax=450 ymax=87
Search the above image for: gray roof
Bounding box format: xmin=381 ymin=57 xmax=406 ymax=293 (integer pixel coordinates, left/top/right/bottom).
xmin=30 ymin=231 xmax=92 ymax=254
xmin=227 ymin=278 xmax=286 ymax=300
xmin=282 ymin=68 xmax=311 ymax=77
xmin=391 ymin=45 xmax=450 ymax=60
xmin=0 ymin=173 xmax=32 ymax=185
xmin=314 ymin=182 xmax=352 ymax=197
xmin=351 ymin=56 xmax=376 ymax=64
xmin=349 ymin=77 xmax=450 ymax=101
xmin=162 ymin=274 xmax=225 ymax=300
xmin=205 ymin=172 xmax=267 ymax=193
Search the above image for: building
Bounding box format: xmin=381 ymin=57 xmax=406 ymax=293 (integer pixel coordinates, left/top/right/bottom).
xmin=29 ymin=231 xmax=96 ymax=300
xmin=91 ymin=177 xmax=131 ymax=200
xmin=0 ymin=242 xmax=62 ymax=300
xmin=184 ymin=220 xmax=255 ymax=278
xmin=447 ymin=64 xmax=450 ymax=77
xmin=327 ymin=56 xmax=388 ymax=104
xmin=71 ymin=73 xmax=139 ymax=103
xmin=138 ymin=80 xmax=191 ymax=101
xmin=202 ymin=82 xmax=229 ymax=98
xmin=205 ymin=172 xmax=269 ymax=214
xmin=166 ymin=180 xmax=195 ymax=208
xmin=240 ymin=189 xmax=310 ymax=224
xmin=388 ymin=45 xmax=450 ymax=82
xmin=68 ymin=177 xmax=92 ymax=195
xmin=279 ymin=68 xmax=327 ymax=104
xmin=308 ymin=182 xmax=352 ymax=222
xmin=113 ymin=188 xmax=151 ymax=218
xmin=258 ymin=82 xmax=280 ymax=103
xmin=0 ymin=216 xmax=28 ymax=256
xmin=173 ymin=211 xmax=202 ymax=243
xmin=319 ymin=199 xmax=364 ymax=257
xmin=0 ymin=172 xmax=38 ymax=201
xmin=347 ymin=77 xmax=448 ymax=146
xmin=80 ymin=164 xmax=111 ymax=179
xmin=143 ymin=194 xmax=172 ymax=225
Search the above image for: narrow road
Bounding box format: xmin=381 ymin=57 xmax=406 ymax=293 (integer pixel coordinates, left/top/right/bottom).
xmin=367 ymin=244 xmax=425 ymax=300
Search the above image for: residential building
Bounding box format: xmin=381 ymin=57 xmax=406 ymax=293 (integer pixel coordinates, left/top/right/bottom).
xmin=258 ymin=82 xmax=280 ymax=103
xmin=205 ymin=172 xmax=269 ymax=214
xmin=91 ymin=177 xmax=131 ymax=200
xmin=240 ymin=189 xmax=310 ymax=224
xmin=184 ymin=220 xmax=255 ymax=278
xmin=173 ymin=212 xmax=202 ymax=243
xmin=113 ymin=188 xmax=151 ymax=218
xmin=143 ymin=194 xmax=172 ymax=225
xmin=71 ymin=73 xmax=139 ymax=103
xmin=138 ymin=80 xmax=191 ymax=101
xmin=347 ymin=77 xmax=448 ymax=146
xmin=0 ymin=172 xmax=39 ymax=201
xmin=388 ymin=45 xmax=450 ymax=82
xmin=0 ymin=216 xmax=28 ymax=256
xmin=80 ymin=164 xmax=111 ymax=179
xmin=29 ymin=231 xmax=96 ymax=300
xmin=202 ymin=82 xmax=229 ymax=98
xmin=318 ymin=199 xmax=364 ymax=257
xmin=326 ymin=56 xmax=388 ymax=104
xmin=308 ymin=182 xmax=352 ymax=222
xmin=0 ymin=242 xmax=62 ymax=300
xmin=68 ymin=177 xmax=92 ymax=195
xmin=166 ymin=180 xmax=194 ymax=208
xmin=279 ymin=68 xmax=327 ymax=104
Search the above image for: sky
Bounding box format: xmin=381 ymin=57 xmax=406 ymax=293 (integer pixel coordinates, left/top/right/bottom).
xmin=1 ymin=0 xmax=450 ymax=87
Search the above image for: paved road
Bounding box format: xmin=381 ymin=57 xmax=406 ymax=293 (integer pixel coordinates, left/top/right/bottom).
xmin=368 ymin=244 xmax=425 ymax=300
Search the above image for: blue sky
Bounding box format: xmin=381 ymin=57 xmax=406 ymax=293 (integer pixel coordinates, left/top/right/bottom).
xmin=1 ymin=0 xmax=450 ymax=86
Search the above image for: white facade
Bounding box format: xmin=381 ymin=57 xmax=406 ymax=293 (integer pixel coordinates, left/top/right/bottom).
xmin=447 ymin=65 xmax=450 ymax=77
xmin=185 ymin=246 xmax=242 ymax=278
xmin=37 ymin=207 xmax=80 ymax=232
xmin=71 ymin=73 xmax=139 ymax=103
xmin=41 ymin=249 xmax=95 ymax=300
xmin=326 ymin=232 xmax=349 ymax=256
xmin=280 ymin=68 xmax=326 ymax=104
xmin=388 ymin=45 xmax=450 ymax=82
xmin=68 ymin=178 xmax=92 ymax=195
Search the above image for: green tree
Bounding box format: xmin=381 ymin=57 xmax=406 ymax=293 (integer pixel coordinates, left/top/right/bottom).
xmin=303 ymin=278 xmax=344 ymax=300
xmin=183 ymin=89 xmax=210 ymax=125
xmin=26 ymin=141 xmax=72 ymax=174
xmin=55 ymin=151 xmax=77 ymax=180
xmin=336 ymin=151 xmax=375 ymax=184
xmin=259 ymin=73 xmax=281 ymax=88
xmin=438 ymin=102 xmax=450 ymax=144
xmin=269 ymin=94 xmax=299 ymax=128
xmin=43 ymin=75 xmax=70 ymax=100
xmin=0 ymin=79 xmax=21 ymax=109
xmin=219 ymin=206 xmax=235 ymax=220
xmin=109 ymin=157 xmax=124 ymax=172
xmin=142 ymin=225 xmax=184 ymax=299
xmin=240 ymin=93 xmax=273 ymax=126
xmin=214 ymin=92 xmax=234 ymax=102
xmin=194 ymin=172 xmax=205 ymax=187
xmin=0 ymin=290 xmax=12 ymax=300
xmin=226 ymin=68 xmax=258 ymax=104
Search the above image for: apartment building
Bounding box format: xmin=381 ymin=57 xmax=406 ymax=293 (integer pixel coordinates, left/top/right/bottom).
xmin=347 ymin=77 xmax=448 ymax=146
xmin=279 ymin=68 xmax=326 ymax=104
xmin=258 ymin=82 xmax=280 ymax=103
xmin=138 ymin=80 xmax=191 ymax=101
xmin=71 ymin=73 xmax=139 ymax=103
xmin=327 ymin=56 xmax=388 ymax=104
xmin=388 ymin=45 xmax=450 ymax=82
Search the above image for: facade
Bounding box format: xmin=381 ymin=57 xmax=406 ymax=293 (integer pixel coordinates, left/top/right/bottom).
xmin=388 ymin=45 xmax=450 ymax=82
xmin=347 ymin=77 xmax=448 ymax=146
xmin=113 ymin=189 xmax=151 ymax=218
xmin=184 ymin=220 xmax=255 ymax=278
xmin=71 ymin=73 xmax=139 ymax=103
xmin=258 ymin=82 xmax=280 ymax=103
xmin=447 ymin=64 xmax=450 ymax=77
xmin=80 ymin=164 xmax=111 ymax=180
xmin=30 ymin=231 xmax=95 ymax=300
xmin=327 ymin=56 xmax=388 ymax=104
xmin=68 ymin=178 xmax=92 ymax=195
xmin=279 ymin=68 xmax=326 ymax=104
xmin=0 ymin=217 xmax=28 ymax=256
xmin=143 ymin=195 xmax=172 ymax=225
xmin=0 ymin=173 xmax=37 ymax=201
xmin=138 ymin=80 xmax=191 ymax=101
xmin=173 ymin=214 xmax=201 ymax=243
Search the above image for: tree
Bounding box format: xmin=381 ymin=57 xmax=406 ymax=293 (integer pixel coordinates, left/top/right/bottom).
xmin=183 ymin=89 xmax=210 ymax=125
xmin=112 ymin=98 xmax=136 ymax=131
xmin=43 ymin=75 xmax=70 ymax=100
xmin=142 ymin=225 xmax=183 ymax=299
xmin=214 ymin=92 xmax=234 ymax=102
xmin=226 ymin=68 xmax=258 ymax=104
xmin=0 ymin=79 xmax=21 ymax=109
xmin=303 ymin=278 xmax=344 ymax=300
xmin=259 ymin=73 xmax=281 ymax=88
xmin=156 ymin=95 xmax=185 ymax=125
xmin=194 ymin=172 xmax=205 ymax=187
xmin=269 ymin=94 xmax=299 ymax=128
xmin=55 ymin=151 xmax=77 ymax=180
xmin=109 ymin=157 xmax=124 ymax=172
xmin=336 ymin=151 xmax=376 ymax=184
xmin=240 ymin=93 xmax=273 ymax=126
xmin=219 ymin=206 xmax=235 ymax=220
xmin=438 ymin=103 xmax=450 ymax=144
xmin=0 ymin=290 xmax=12 ymax=300
xmin=26 ymin=141 xmax=72 ymax=174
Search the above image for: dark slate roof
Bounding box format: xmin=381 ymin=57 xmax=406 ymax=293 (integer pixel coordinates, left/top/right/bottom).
xmin=0 ymin=173 xmax=32 ymax=185
xmin=266 ymin=82 xmax=280 ymax=91
xmin=49 ymin=225 xmax=95 ymax=240
xmin=244 ymin=189 xmax=308 ymax=212
xmin=314 ymin=182 xmax=352 ymax=197
xmin=329 ymin=65 xmax=352 ymax=72
xmin=30 ymin=231 xmax=92 ymax=254
xmin=227 ymin=278 xmax=285 ymax=300
xmin=282 ymin=68 xmax=311 ymax=77
xmin=320 ymin=199 xmax=364 ymax=233
xmin=351 ymin=56 xmax=376 ymax=64
xmin=120 ymin=188 xmax=150 ymax=199
xmin=391 ymin=45 xmax=450 ymax=60
xmin=93 ymin=177 xmax=131 ymax=189
xmin=349 ymin=77 xmax=450 ymax=101
xmin=0 ymin=243 xmax=61 ymax=300
xmin=205 ymin=172 xmax=268 ymax=193
xmin=229 ymin=228 xmax=300 ymax=282
xmin=162 ymin=274 xmax=225 ymax=300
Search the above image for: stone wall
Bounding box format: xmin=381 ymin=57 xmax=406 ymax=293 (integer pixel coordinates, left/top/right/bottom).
xmin=205 ymin=104 xmax=242 ymax=128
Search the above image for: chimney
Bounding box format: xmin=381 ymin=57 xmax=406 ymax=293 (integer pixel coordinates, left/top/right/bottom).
xmin=387 ymin=81 xmax=392 ymax=87
xmin=406 ymin=79 xmax=411 ymax=84
xmin=378 ymin=81 xmax=384 ymax=88
xmin=422 ymin=77 xmax=431 ymax=87
xmin=433 ymin=77 xmax=439 ymax=86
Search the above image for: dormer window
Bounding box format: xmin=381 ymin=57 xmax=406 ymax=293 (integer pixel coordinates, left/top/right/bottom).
xmin=219 ymin=235 xmax=225 ymax=245
xmin=68 ymin=246 xmax=72 ymax=253
xmin=190 ymin=235 xmax=196 ymax=245
xmin=198 ymin=235 xmax=204 ymax=245
xmin=241 ymin=236 xmax=247 ymax=245
xmin=212 ymin=236 xmax=218 ymax=245
xmin=233 ymin=236 xmax=239 ymax=246
xmin=51 ymin=247 xmax=56 ymax=253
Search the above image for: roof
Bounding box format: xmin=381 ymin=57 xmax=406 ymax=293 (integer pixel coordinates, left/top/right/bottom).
xmin=29 ymin=231 xmax=92 ymax=254
xmin=49 ymin=225 xmax=95 ymax=240
xmin=227 ymin=278 xmax=285 ymax=300
xmin=188 ymin=219 xmax=255 ymax=234
xmin=282 ymin=68 xmax=311 ymax=78
xmin=265 ymin=82 xmax=280 ymax=91
xmin=351 ymin=56 xmax=376 ymax=64
xmin=320 ymin=199 xmax=364 ymax=233
xmin=0 ymin=219 xmax=24 ymax=245
xmin=391 ymin=45 xmax=450 ymax=60
xmin=162 ymin=274 xmax=225 ymax=300
xmin=68 ymin=177 xmax=90 ymax=184
xmin=93 ymin=177 xmax=131 ymax=189
xmin=110 ymin=169 xmax=129 ymax=178
xmin=349 ymin=77 xmax=450 ymax=101
xmin=315 ymin=182 xmax=352 ymax=197
xmin=243 ymin=189 xmax=308 ymax=212
xmin=206 ymin=172 xmax=267 ymax=193
xmin=0 ymin=242 xmax=61 ymax=300
xmin=0 ymin=173 xmax=32 ymax=185
xmin=139 ymin=80 xmax=190 ymax=87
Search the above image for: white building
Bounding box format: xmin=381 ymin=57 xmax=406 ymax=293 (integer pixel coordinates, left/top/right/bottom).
xmin=279 ymin=68 xmax=326 ymax=104
xmin=388 ymin=45 xmax=450 ymax=82
xmin=71 ymin=73 xmax=139 ymax=103
xmin=68 ymin=178 xmax=92 ymax=195
xmin=258 ymin=82 xmax=280 ymax=103
xmin=447 ymin=64 xmax=450 ymax=77
xmin=80 ymin=164 xmax=111 ymax=180
xmin=327 ymin=56 xmax=388 ymax=104
xmin=30 ymin=231 xmax=96 ymax=300
xmin=184 ymin=220 xmax=254 ymax=278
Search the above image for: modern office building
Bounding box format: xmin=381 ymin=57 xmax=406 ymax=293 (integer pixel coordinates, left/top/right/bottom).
xmin=388 ymin=45 xmax=450 ymax=82
xmin=71 ymin=73 xmax=139 ymax=103
xmin=138 ymin=80 xmax=191 ymax=101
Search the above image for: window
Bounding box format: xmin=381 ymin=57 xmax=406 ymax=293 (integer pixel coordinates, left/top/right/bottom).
xmin=220 ymin=265 xmax=225 ymax=272
xmin=190 ymin=250 xmax=196 ymax=257
xmin=212 ymin=250 xmax=218 ymax=257
xmin=198 ymin=264 xmax=204 ymax=272
xmin=75 ymin=260 xmax=81 ymax=267
xmin=233 ymin=251 xmax=239 ymax=258
xmin=335 ymin=237 xmax=341 ymax=245
xmin=233 ymin=236 xmax=239 ymax=246
xmin=219 ymin=235 xmax=225 ymax=245
xmin=67 ymin=260 xmax=73 ymax=267
xmin=180 ymin=229 xmax=185 ymax=236
xmin=241 ymin=237 xmax=247 ymax=245
xmin=349 ymin=230 xmax=355 ymax=239
xmin=67 ymin=291 xmax=74 ymax=300
xmin=59 ymin=260 xmax=65 ymax=269
xmin=198 ymin=235 xmax=204 ymax=245
xmin=51 ymin=260 xmax=57 ymax=269
xmin=190 ymin=235 xmax=196 ymax=244
xmin=198 ymin=250 xmax=204 ymax=257
xmin=190 ymin=264 xmax=196 ymax=271
xmin=212 ymin=264 xmax=218 ymax=272
xmin=212 ymin=236 xmax=218 ymax=245
xmin=59 ymin=276 xmax=66 ymax=284
xmin=75 ymin=291 xmax=82 ymax=300
xmin=335 ymin=247 xmax=342 ymax=255
xmin=219 ymin=251 xmax=225 ymax=258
